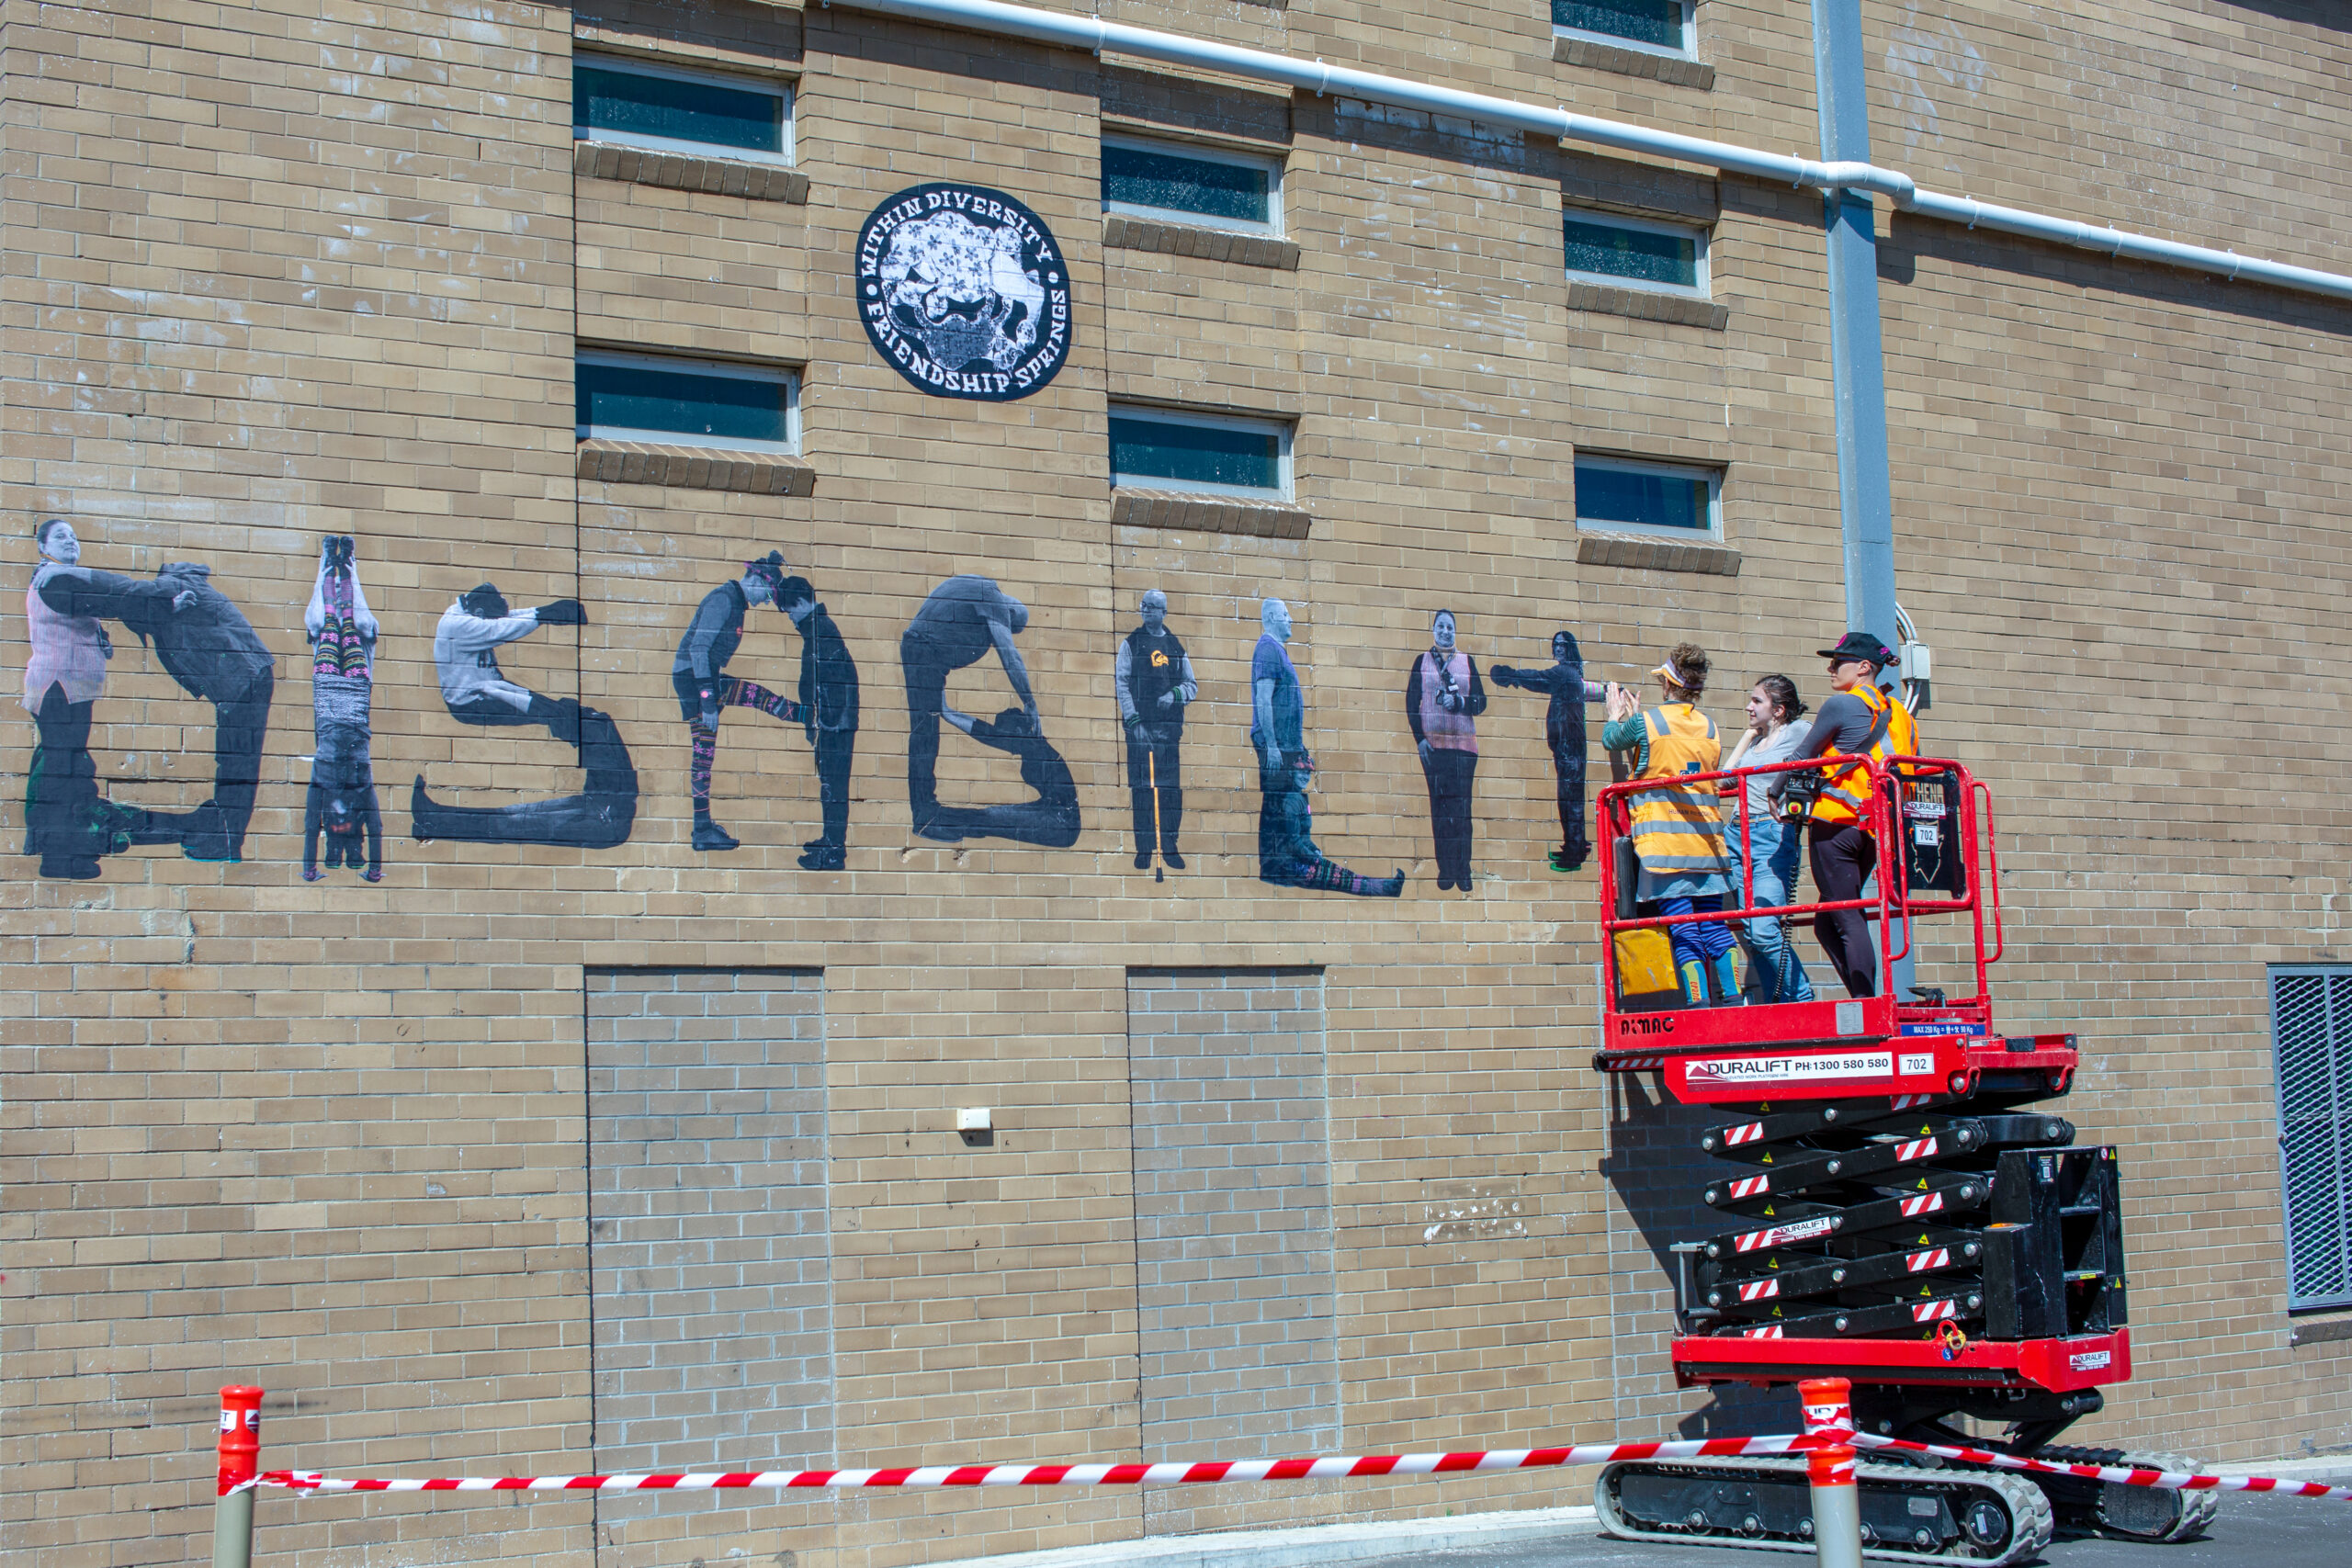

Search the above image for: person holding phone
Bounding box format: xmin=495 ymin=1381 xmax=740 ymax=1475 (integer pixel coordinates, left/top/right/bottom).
xmin=1721 ymin=674 xmax=1815 ymax=1002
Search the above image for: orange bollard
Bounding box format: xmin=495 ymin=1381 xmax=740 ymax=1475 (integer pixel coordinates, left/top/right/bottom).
xmin=1798 ymin=1375 xmax=1854 ymax=1439
xmin=214 ymin=1385 xmax=264 ymax=1568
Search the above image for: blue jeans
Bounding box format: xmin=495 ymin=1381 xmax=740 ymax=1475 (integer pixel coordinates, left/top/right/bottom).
xmin=1726 ymin=814 xmax=1815 ymax=1002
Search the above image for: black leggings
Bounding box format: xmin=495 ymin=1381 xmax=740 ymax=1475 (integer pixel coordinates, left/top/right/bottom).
xmin=1808 ymin=822 xmax=1879 ymax=998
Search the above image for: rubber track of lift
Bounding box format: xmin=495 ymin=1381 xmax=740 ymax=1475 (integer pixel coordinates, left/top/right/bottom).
xmin=2029 ymin=1447 xmax=2220 ymax=1542
xmin=1593 ymin=1453 xmax=2054 ymax=1564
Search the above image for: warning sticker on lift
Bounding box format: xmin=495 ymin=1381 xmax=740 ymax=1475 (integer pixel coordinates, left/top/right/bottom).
xmin=1901 ymin=1021 xmax=1987 ymax=1036
xmin=1737 ymin=1215 xmax=1838 ymax=1251
xmin=1684 ymin=1051 xmax=1894 ymax=1087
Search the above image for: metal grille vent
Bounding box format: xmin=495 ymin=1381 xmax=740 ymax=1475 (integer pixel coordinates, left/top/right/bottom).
xmin=2271 ymin=967 xmax=2352 ymax=1310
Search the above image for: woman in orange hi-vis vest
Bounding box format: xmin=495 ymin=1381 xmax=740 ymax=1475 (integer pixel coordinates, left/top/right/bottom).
xmin=1600 ymin=642 xmax=1738 ymax=1007
xmin=1778 ymin=630 xmax=1918 ymax=998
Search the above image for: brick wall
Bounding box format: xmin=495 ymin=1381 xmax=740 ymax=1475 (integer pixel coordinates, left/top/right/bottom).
xmin=6 ymin=1 xmax=2352 ymax=1564
xmin=1128 ymin=969 xmax=1337 ymax=1536
xmin=587 ymin=968 xmax=836 ymax=1566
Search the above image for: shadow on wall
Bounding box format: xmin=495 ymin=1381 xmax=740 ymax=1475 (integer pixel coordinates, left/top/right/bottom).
xmin=1600 ymin=1070 xmax=1796 ymax=1439
xmin=1877 ymin=213 xmax=2352 ymax=339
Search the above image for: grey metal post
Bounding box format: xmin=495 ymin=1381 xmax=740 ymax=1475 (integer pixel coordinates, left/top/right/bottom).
xmin=1808 ymin=1444 xmax=1867 ymax=1568
xmin=212 ymin=1487 xmax=254 ymax=1568
xmin=1812 ymin=0 xmax=1914 ymax=997
xmin=1810 ymin=0 xmax=1896 ymax=648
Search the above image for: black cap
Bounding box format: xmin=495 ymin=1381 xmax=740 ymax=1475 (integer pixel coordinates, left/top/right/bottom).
xmin=1815 ymin=630 xmax=1896 ymax=669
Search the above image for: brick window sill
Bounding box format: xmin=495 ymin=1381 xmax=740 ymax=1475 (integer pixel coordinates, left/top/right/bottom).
xmin=1568 ymin=281 xmax=1728 ymax=331
xmin=1553 ymin=34 xmax=1716 ymax=92
xmin=2290 ymin=1314 xmax=2352 ymax=1348
xmin=1103 ymin=213 xmax=1301 ymax=271
xmin=1576 ymin=528 xmax=1740 ymax=577
xmin=1113 ymin=488 xmax=1311 ymax=539
xmin=574 ymin=141 xmax=809 ymax=203
xmin=577 ymin=439 xmax=817 ymax=496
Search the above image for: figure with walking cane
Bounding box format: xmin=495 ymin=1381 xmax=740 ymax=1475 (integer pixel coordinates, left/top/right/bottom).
xmin=1114 ymin=588 xmax=1196 ymax=874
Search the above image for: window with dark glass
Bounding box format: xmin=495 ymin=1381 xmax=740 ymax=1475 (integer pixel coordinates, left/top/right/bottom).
xmin=1564 ymin=212 xmax=1705 ymax=294
xmin=1102 ymin=138 xmax=1280 ymax=232
xmin=2271 ymin=967 xmax=2352 ymax=1311
xmin=576 ymin=353 xmax=797 ymax=452
xmin=1574 ymin=457 xmax=1715 ymax=535
xmin=1110 ymin=408 xmax=1289 ymax=498
xmin=573 ymin=54 xmax=790 ymax=163
xmin=1552 ymin=0 xmax=1692 ymax=54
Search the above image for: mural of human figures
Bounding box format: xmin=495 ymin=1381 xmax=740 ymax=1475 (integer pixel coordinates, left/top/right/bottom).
xmin=900 ymin=574 xmax=1073 ymax=846
xmin=1114 ymin=588 xmax=1195 ymax=872
xmin=778 ymin=575 xmax=859 ymax=871
xmin=21 ymin=519 xmax=127 ymax=879
xmin=931 ymin=706 xmax=1080 ymax=847
xmin=412 ymin=579 xmax=638 ymax=849
xmin=34 ymin=546 xmax=277 ymax=865
xmin=302 ymin=536 xmax=382 ymax=881
xmin=1491 ymin=628 xmax=1603 ymax=874
xmin=670 ymin=551 xmax=808 ymax=852
xmin=1404 ymin=608 xmax=1487 ymax=892
xmin=1251 ymin=597 xmax=1403 ymax=897
xmin=433 ymin=581 xmax=587 ymax=738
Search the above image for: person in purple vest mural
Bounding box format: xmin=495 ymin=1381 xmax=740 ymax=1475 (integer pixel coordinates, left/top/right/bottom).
xmin=20 ymin=518 xmax=115 ymax=879
xmin=1404 ymin=608 xmax=1487 ymax=892
xmin=34 ymin=544 xmax=276 ymax=866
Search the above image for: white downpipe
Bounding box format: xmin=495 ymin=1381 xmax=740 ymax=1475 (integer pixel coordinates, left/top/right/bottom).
xmin=827 ymin=0 xmax=2352 ymax=307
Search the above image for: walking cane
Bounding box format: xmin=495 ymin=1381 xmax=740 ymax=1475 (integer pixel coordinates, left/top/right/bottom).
xmin=1148 ymin=747 xmax=1164 ymax=883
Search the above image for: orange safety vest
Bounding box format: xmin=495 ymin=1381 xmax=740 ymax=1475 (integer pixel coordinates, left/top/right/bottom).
xmin=1813 ymin=682 xmax=1919 ymax=827
xmin=1629 ymin=704 xmax=1728 ymax=875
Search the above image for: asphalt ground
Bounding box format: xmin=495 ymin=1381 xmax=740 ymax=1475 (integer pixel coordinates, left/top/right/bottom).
xmin=1351 ymin=1487 xmax=2348 ymax=1568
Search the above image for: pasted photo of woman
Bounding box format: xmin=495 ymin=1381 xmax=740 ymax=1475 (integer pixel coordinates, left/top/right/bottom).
xmin=21 ymin=518 xmax=114 ymax=879
xmin=1404 ymin=607 xmax=1487 ymax=892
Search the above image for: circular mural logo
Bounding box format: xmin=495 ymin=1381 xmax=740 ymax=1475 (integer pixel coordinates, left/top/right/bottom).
xmin=854 ymin=183 xmax=1072 ymax=401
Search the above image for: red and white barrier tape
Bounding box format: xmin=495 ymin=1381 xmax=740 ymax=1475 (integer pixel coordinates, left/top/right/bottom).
xmin=1848 ymin=1433 xmax=2352 ymax=1503
xmin=260 ymin=1434 xmax=1806 ymax=1495
xmin=251 ymin=1430 xmax=2352 ymax=1505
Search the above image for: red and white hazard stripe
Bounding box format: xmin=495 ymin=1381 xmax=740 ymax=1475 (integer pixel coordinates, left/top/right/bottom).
xmin=1905 ymin=1247 xmax=1951 ymax=1272
xmin=1849 ymin=1434 xmax=2352 ymax=1504
xmin=1891 ymin=1093 xmax=1936 ymax=1111
xmin=1737 ymin=1279 xmax=1780 ymax=1303
xmin=1738 ymin=1325 xmax=1785 ymax=1339
xmin=1722 ymin=1122 xmax=1764 ymax=1146
xmin=1900 ymin=1191 xmax=1947 ymax=1217
xmin=1608 ymin=1055 xmax=1667 ymax=1071
xmin=1894 ymin=1136 xmax=1938 ymax=1163
xmin=1910 ymin=1299 xmax=1957 ymax=1323
xmin=260 ymin=1436 xmax=1812 ymax=1495
xmin=1727 ymin=1174 xmax=1770 ymax=1200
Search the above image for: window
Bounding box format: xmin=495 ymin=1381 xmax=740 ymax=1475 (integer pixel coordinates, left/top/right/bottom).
xmin=1102 ymin=136 xmax=1282 ymax=234
xmin=576 ymin=351 xmax=798 ymax=453
xmin=573 ymin=52 xmax=791 ymax=164
xmin=2271 ymin=967 xmax=2352 ymax=1310
xmin=1552 ymin=0 xmax=1694 ymax=56
xmin=1574 ymin=456 xmax=1718 ymax=536
xmin=1565 ymin=210 xmax=1707 ymax=296
xmin=1110 ymin=407 xmax=1291 ymax=499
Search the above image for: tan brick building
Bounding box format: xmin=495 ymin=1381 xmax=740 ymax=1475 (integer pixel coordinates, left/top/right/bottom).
xmin=5 ymin=0 xmax=2350 ymax=1563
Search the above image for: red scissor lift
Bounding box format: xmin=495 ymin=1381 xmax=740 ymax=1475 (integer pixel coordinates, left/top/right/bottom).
xmin=1589 ymin=754 xmax=2211 ymax=1562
